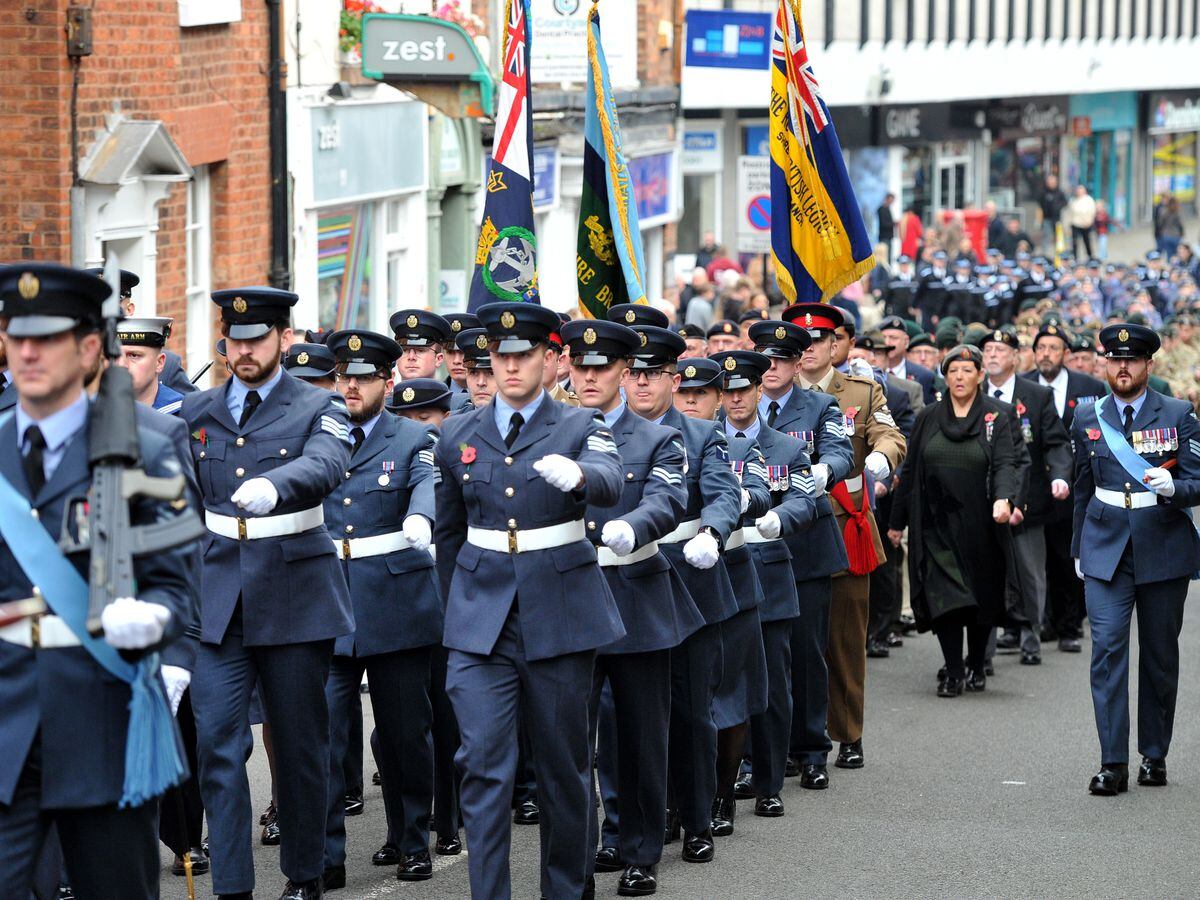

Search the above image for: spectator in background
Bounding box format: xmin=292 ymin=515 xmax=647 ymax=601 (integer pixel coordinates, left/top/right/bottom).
xmin=705 ymin=246 xmax=743 ymax=283
xmin=1037 ymin=174 xmax=1068 ymax=253
xmin=1094 ymin=199 xmax=1114 ymax=260
xmin=684 ymin=282 xmax=716 ymax=330
xmin=997 ymin=217 xmax=1032 ymax=259
xmin=877 ymin=193 xmax=896 ymax=261
xmin=1154 ymin=193 xmax=1173 ymax=254
xmin=985 ymin=200 xmax=1006 ymax=250
xmin=679 ymin=267 xmax=710 ymax=325
xmin=1177 ymin=242 xmax=1199 ymax=279
xmin=955 ymin=236 xmax=978 ymax=266
xmin=1159 ymin=197 xmax=1185 ymax=260
xmin=900 ymin=205 xmax=923 ymax=260
xmin=1067 ymin=184 xmax=1097 ymax=260
xmin=695 ymin=230 xmax=719 ymax=270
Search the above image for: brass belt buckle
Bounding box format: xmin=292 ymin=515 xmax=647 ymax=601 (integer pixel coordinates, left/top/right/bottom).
xmin=507 ymin=526 xmax=519 ymax=554
xmin=29 ymin=587 xmax=43 ymax=648
xmin=237 ymin=516 xmax=248 ymax=541
xmin=1124 ymin=492 xmax=1132 ymax=509
xmin=342 ymin=538 xmax=352 ymax=560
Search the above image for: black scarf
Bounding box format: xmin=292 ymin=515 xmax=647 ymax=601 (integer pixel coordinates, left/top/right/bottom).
xmin=937 ymin=389 xmax=984 ymax=442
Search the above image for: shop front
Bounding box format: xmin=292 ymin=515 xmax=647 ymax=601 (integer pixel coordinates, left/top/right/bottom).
xmin=679 ymin=124 xmax=724 ymax=254
xmin=1145 ymin=90 xmax=1200 ymax=218
xmin=1065 ymin=92 xmax=1137 ymax=226
xmin=986 ymin=95 xmax=1070 ymax=226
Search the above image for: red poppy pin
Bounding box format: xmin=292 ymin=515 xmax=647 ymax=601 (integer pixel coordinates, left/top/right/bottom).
xmin=1087 ymin=428 xmax=1101 ymax=441
xmin=191 ymin=427 xmax=208 ymax=446
xmin=1016 ymin=401 xmax=1027 ymax=417
xmin=845 ymin=406 xmax=860 ymax=419
xmin=1068 ymin=399 xmax=1077 ymax=408
xmin=458 ymin=443 xmax=477 ymax=465
xmin=984 ymin=412 xmax=997 ymax=423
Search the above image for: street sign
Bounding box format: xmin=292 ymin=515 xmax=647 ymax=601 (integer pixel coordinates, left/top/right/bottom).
xmin=736 ymin=155 xmax=771 ymax=254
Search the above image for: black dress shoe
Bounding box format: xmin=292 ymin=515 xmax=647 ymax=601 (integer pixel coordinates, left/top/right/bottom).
xmin=1059 ymin=637 xmax=1083 ymax=653
xmin=618 ymin=864 xmax=658 ymax=896
xmin=835 ymin=739 xmax=864 ymax=769
xmin=259 ymin=801 xmax=275 ymax=826
xmin=784 ymin=756 xmax=801 ymax=778
xmin=1040 ymin=625 xmax=1058 ymax=643
xmin=1137 ymin=756 xmax=1167 ymax=786
xmin=396 ymin=850 xmax=433 ymax=882
xmin=1088 ymin=764 xmax=1129 ymax=796
xmin=754 ymin=795 xmax=784 ymax=817
xmin=885 ymin=631 xmax=904 ymax=648
xmin=681 ymin=830 xmax=715 ymax=863
xmin=733 ymin=771 xmax=754 ymax=799
xmin=594 ymin=846 xmax=624 ymax=872
xmin=57 ymin=887 xmax=75 ymax=900
xmin=279 ymin=879 xmax=322 ymax=900
xmin=372 ymin=770 xmax=381 ymax=785
xmin=343 ymin=790 xmax=364 ymax=816
xmin=322 ymin=865 xmax=346 ymax=892
xmin=435 ymin=833 xmax=462 ymax=856
xmin=513 ymin=798 xmax=540 ymax=825
xmin=1020 ymin=651 xmax=1042 ymax=665
xmin=899 ymin=614 xmax=917 ymax=635
xmin=218 ymin=895 xmax=252 ymax=900
xmin=936 ymin=665 xmax=947 ymax=683
xmin=995 ymin=630 xmax=1020 ymax=652
xmin=982 ymin=661 xmax=995 ymax=677
xmin=709 ymin=796 xmax=735 ymax=836
xmin=202 ymin=835 xmax=210 ymax=856
xmin=800 ymin=764 xmax=828 ymax=789
xmin=937 ymin=676 xmax=964 ymax=697
xmin=966 ymin=668 xmax=987 ymax=692
xmin=372 ymin=843 xmax=401 ymax=866
xmin=261 ymin=805 xmax=281 ymax=846
xmin=172 ymin=848 xmax=211 ymax=875
xmin=663 ymin=808 xmax=680 ymax=844
xmin=866 ymin=640 xmax=890 ymax=659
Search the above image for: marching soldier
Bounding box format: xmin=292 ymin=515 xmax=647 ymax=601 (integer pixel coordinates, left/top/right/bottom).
xmin=115 ymin=317 xmax=185 ymax=414
xmin=182 ymin=287 xmax=355 ymax=900
xmin=455 ymin=328 xmax=497 ymax=412
xmin=545 ymin=322 xmax=580 ymax=407
xmin=283 ymin=342 xmax=337 ymax=390
xmin=0 ymin=264 xmax=193 ymax=899
xmin=707 ymin=320 xmax=742 ymax=354
xmin=443 ymin=312 xmax=481 ymax=406
xmin=787 ymin=303 xmax=906 ymax=774
xmin=390 ymin=309 xmax=451 ymax=381
xmin=432 ymin=302 xmax=625 ymax=899
xmin=1071 ymin=323 xmax=1200 ymax=796
xmin=388 ymin=377 xmax=454 ymax=427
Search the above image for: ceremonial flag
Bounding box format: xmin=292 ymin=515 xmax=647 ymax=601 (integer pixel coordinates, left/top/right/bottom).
xmin=575 ymin=2 xmax=648 ymax=319
xmin=468 ymin=0 xmax=538 ymax=310
xmin=769 ymin=0 xmax=874 ymax=303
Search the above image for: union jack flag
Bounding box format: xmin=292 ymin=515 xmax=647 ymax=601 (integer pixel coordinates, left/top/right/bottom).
xmin=494 ymin=0 xmax=530 ymax=171
xmin=771 ymin=3 xmax=828 ymax=136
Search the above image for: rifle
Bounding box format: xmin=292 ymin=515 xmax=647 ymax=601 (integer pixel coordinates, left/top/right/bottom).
xmin=59 ymin=257 xmax=206 ymax=637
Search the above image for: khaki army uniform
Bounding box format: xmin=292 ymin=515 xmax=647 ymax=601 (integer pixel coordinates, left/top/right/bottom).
xmin=548 ymin=381 xmax=581 ymax=406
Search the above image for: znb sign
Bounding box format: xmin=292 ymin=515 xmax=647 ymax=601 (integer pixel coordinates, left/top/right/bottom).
xmin=362 ymin=15 xmax=481 ymax=79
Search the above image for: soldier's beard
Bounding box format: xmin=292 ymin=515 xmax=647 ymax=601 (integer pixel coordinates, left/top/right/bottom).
xmin=350 ymin=391 xmax=386 ymax=423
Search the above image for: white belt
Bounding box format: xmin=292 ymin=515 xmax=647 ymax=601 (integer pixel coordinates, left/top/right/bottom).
xmin=725 ymin=529 xmax=746 ymax=550
xmin=467 ymin=520 xmax=585 ymax=554
xmin=840 ymin=474 xmax=863 ymax=493
xmin=597 ymin=541 xmax=660 ymax=567
xmin=205 ymin=506 xmax=325 ymax=541
xmin=1095 ymin=487 xmax=1158 ymax=510
xmin=333 ymin=531 xmax=408 ymax=560
xmin=0 ymin=616 xmax=81 ymax=649
xmin=658 ymin=519 xmax=702 ymax=545
xmin=742 ymin=526 xmax=784 ymax=545
xmin=428 ymin=544 xmax=437 ymax=561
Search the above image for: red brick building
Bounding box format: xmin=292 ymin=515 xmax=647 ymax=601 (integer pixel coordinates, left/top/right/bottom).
xmin=0 ymin=0 xmax=273 ymax=378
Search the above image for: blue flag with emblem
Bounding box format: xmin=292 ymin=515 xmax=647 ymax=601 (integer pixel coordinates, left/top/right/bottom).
xmin=468 ymin=0 xmax=539 ymax=311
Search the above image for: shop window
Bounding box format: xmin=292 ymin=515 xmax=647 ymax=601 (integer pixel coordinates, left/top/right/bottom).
xmin=317 ymin=204 xmax=374 ymax=331
xmin=1152 ymin=133 xmax=1197 ymax=215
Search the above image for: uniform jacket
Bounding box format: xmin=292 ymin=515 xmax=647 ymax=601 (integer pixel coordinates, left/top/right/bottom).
xmin=898 ymin=360 xmax=936 ymax=405
xmin=887 ymin=372 xmax=924 ymax=420
xmin=915 ymin=268 xmax=950 ymax=324
xmin=1020 ymin=367 xmax=1106 ymax=431
xmin=0 ymin=411 xmax=192 ymax=809
xmin=763 ymin=387 xmax=855 ymax=485
xmin=323 ymin=412 xmax=442 ymax=657
xmin=549 ymin=381 xmax=581 ymax=407
xmin=588 ymin=408 xmax=704 ymax=654
xmin=1071 ymin=390 xmax=1200 ymax=584
xmin=0 ymin=383 xmax=16 ymax=413
xmin=884 ymin=378 xmax=916 ymax=441
xmin=162 ymin=349 xmax=198 ymax=395
xmin=181 ymin=369 xmax=354 ymax=646
xmin=725 ymin=434 xmax=771 ymax=613
xmin=659 ymin=407 xmax=743 ymax=625
xmin=433 ymin=394 xmax=625 ymax=661
xmin=1000 ymin=378 xmax=1071 ymax=526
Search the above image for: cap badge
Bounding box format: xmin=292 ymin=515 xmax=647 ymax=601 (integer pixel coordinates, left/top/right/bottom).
xmin=402 ymin=387 xmax=415 ymax=402
xmin=500 ymin=310 xmax=516 ymax=330
xmin=723 ymin=323 xmax=733 ymax=333
xmin=475 ymin=334 xmax=489 ymax=350
xmin=994 ymin=330 xmax=1003 ymax=341
xmin=406 ymin=314 xmax=419 ymax=329
xmin=724 ymin=356 xmax=737 ymax=371
xmin=232 ymin=297 xmax=248 ymax=314
xmin=348 ymin=335 xmax=363 ymax=352
xmin=775 ymin=326 xmax=786 ymax=340
xmin=624 ymin=310 xmax=637 ymax=323
xmin=1118 ymin=328 xmax=1130 ymax=342
xmin=684 ymin=365 xmax=697 ymax=379
xmin=804 ymin=313 xmax=813 ymax=327
xmin=450 ymin=319 xmax=462 ymax=332
xmin=960 ymin=348 xmax=971 ymax=360
xmin=296 ymin=351 xmax=310 ymax=365
xmin=640 ymin=332 xmax=648 ymax=347
xmin=17 ymin=272 xmax=39 ymax=300
xmin=583 ymin=327 xmax=597 ymax=346
xmin=1047 ymin=325 xmax=1057 ymax=334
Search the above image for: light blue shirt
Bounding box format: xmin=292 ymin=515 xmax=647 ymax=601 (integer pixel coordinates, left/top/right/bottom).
xmin=494 ymin=388 xmax=547 ymax=438
xmin=227 ymin=365 xmax=284 ymax=424
xmin=355 ymin=411 xmax=383 ymax=442
xmin=759 ymin=386 xmax=793 ymax=421
xmin=1116 ymin=390 xmax=1148 ymax=424
xmin=725 ymin=416 xmax=761 ymax=440
xmin=16 ymin=389 xmax=89 ymax=482
xmin=602 ymin=402 xmax=627 ymax=429
xmin=649 ymin=411 xmax=668 ymax=426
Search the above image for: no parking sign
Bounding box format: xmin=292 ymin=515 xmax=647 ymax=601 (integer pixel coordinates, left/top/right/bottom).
xmin=736 ymin=156 xmax=772 ymax=253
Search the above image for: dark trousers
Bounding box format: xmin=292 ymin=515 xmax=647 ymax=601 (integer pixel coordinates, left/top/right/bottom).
xmin=933 ymin=620 xmax=992 ymax=679
xmin=590 ymin=648 xmax=672 ymax=867
xmin=1071 ymin=225 xmax=1094 ymax=259
xmin=0 ymin=742 xmax=159 ymax=900
xmin=1045 ymin=517 xmax=1085 ymax=638
xmin=325 ymin=646 xmax=434 ymax=867
xmin=789 ymin=577 xmax=833 ymax=764
xmin=514 ymin=718 xmax=538 ymax=808
xmin=192 ymin=611 xmax=334 ymax=894
xmin=447 ymin=609 xmax=596 ymax=900
xmin=344 ymin=691 xmax=363 ymax=795
xmin=159 ymin=689 xmax=205 ymax=854
xmin=668 ymin=621 xmax=724 ymax=836
xmin=868 ymin=529 xmax=904 ymax=644
xmin=1085 ymin=548 xmax=1188 ymax=765
xmin=429 ymin=643 xmax=461 ymax=838
xmin=750 ymin=618 xmax=794 ymax=798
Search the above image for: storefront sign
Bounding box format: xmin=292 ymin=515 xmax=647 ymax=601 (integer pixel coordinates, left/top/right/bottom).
xmin=438 ymin=269 xmax=468 ymax=314
xmin=530 ymin=0 xmax=638 ymax=88
xmin=629 ymin=151 xmax=676 ymax=228
xmin=311 ymin=101 xmax=427 ymax=204
xmin=985 ymin=97 xmax=1069 ymax=137
xmin=532 ymin=145 xmax=559 ymax=211
xmin=1069 ymin=91 xmax=1137 ymax=132
xmin=682 ymin=128 xmax=723 ymax=173
xmin=743 ymin=124 xmax=769 ymax=157
xmin=361 ymin=16 xmax=483 ymax=79
xmin=684 ymin=10 xmax=772 ymax=71
xmin=736 ymin=155 xmax=771 ymax=254
xmin=1148 ymin=92 xmax=1200 ymax=134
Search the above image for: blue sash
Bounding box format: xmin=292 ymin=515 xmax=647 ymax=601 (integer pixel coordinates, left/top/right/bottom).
xmin=1093 ymin=397 xmax=1155 ymax=489
xmin=0 ymin=471 xmax=184 ymax=808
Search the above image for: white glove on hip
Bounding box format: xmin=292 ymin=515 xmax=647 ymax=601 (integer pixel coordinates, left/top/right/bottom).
xmin=231 ymin=477 xmax=279 ymax=516
xmin=161 ymin=665 xmax=191 ymax=716
xmin=601 ymin=520 xmax=636 ymax=556
xmin=102 ymin=597 xmax=171 ymax=650
xmin=864 ymin=451 xmax=891 ymax=484
xmin=1144 ymin=467 xmax=1175 ymax=498
xmin=534 ymin=454 xmax=584 ymax=492
xmin=683 ymin=530 xmax=720 ymax=569
xmin=403 ymin=514 xmax=432 ymax=552
xmin=740 ymin=489 xmax=751 ymax=514
xmin=756 ymin=510 xmax=782 ymax=539
xmin=847 ymin=358 xmax=874 ymax=380
xmin=810 ymin=463 xmax=830 ymax=495
xmin=1074 ymin=558 xmax=1084 ymax=580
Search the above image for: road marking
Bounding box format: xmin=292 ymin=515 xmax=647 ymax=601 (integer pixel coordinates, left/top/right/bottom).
xmin=356 ymin=852 xmax=467 ymax=897
xmin=1002 ymin=780 xmax=1027 ymax=785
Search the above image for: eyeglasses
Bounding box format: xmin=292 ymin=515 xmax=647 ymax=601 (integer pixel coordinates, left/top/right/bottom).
xmin=334 ymin=371 xmax=388 ymax=383
xmin=625 ymin=369 xmax=673 ymax=382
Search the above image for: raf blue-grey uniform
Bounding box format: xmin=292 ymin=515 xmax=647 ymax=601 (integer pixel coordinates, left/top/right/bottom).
xmin=181 ymin=287 xmax=354 ymax=895
xmin=433 ymin=302 xmax=624 ymax=900
xmin=1071 ymin=325 xmax=1200 ymax=775
xmin=443 ymin=312 xmax=481 ymax=408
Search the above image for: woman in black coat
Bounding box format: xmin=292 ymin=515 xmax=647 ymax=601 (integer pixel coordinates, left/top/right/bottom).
xmin=887 ymin=345 xmax=1024 ymax=697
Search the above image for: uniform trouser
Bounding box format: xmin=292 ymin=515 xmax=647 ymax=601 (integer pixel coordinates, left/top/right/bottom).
xmin=596 ymin=682 xmax=621 ymax=850
xmin=826 ymin=573 xmax=870 ymax=745
xmin=192 ymin=613 xmax=334 ymax=894
xmin=159 ymin=688 xmax=205 ymax=854
xmin=1007 ymin=524 xmax=1047 ymax=655
xmin=867 ymin=536 xmax=904 ymax=645
xmin=447 ymin=608 xmax=596 ymax=900
xmin=429 ymin=643 xmax=462 ymax=838
xmin=668 ymin=621 xmax=724 ymax=836
xmin=0 ymin=741 xmax=159 ymax=900
xmin=344 ymin=690 xmax=363 ymax=794
xmin=1045 ymin=517 xmax=1085 ymax=639
xmin=325 ymin=646 xmax=434 ymax=867
xmin=514 ymin=717 xmax=538 ymax=808
xmin=589 ymin=648 xmax=672 ymax=867
xmin=749 ymin=618 xmax=795 ymax=798
xmin=1085 ymin=549 xmax=1188 ymax=765
xmin=789 ymin=577 xmax=833 ymax=764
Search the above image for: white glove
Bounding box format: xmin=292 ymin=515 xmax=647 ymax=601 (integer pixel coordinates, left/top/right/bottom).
xmin=756 ymin=510 xmax=782 ymax=539
xmin=740 ymin=489 xmax=751 ymax=514
xmin=601 ymin=520 xmax=636 ymax=556
xmin=811 ymin=463 xmax=830 ymax=494
xmin=683 ymin=530 xmax=720 ymax=569
xmin=161 ymin=665 xmax=191 ymax=716
xmin=533 ymin=454 xmax=584 ymax=492
xmin=864 ymin=451 xmax=891 ymax=484
xmin=1144 ymin=467 xmax=1175 ymax=498
xmin=1050 ymin=478 xmax=1070 ymax=500
xmin=1074 ymin=558 xmax=1084 ymax=580
xmin=847 ymin=358 xmax=874 ymax=380
xmin=231 ymin=477 xmax=279 ymax=515
xmin=403 ymin=514 xmax=432 ymax=552
xmin=101 ymin=597 xmax=171 ymax=650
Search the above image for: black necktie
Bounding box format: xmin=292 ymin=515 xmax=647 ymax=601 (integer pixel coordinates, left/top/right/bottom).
xmin=1123 ymin=405 xmax=1135 ymax=440
xmin=239 ymin=390 xmax=262 ymax=428
xmin=994 ymin=389 xmax=1003 ymax=399
xmin=735 ymin=431 xmax=746 ymax=438
xmin=505 ymin=412 xmax=525 ymax=449
xmin=23 ymin=425 xmax=46 ymax=498
xmin=767 ymin=401 xmax=780 ymax=427
xmin=351 ymin=426 xmax=365 ymax=455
